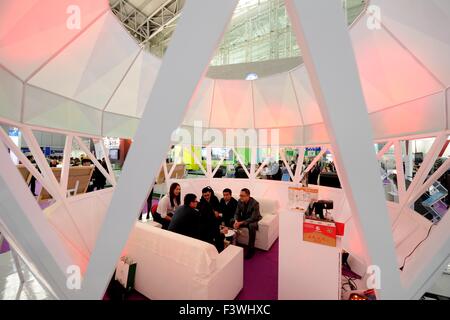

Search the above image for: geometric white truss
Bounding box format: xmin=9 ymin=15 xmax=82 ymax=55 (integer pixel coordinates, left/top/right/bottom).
xmin=80 ymin=0 xmax=240 ymax=299
xmin=284 ymin=0 xmax=449 ymax=299
xmin=286 ymin=0 xmax=402 ymax=299
xmin=0 ymin=0 xmax=449 ymax=300
xmin=0 ymin=123 xmax=116 ymax=299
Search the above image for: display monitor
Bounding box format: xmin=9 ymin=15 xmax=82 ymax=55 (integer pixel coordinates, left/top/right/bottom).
xmin=109 ymin=149 xmax=119 ymax=160
xmin=319 ymin=172 xmax=341 ymax=188
xmin=414 ymin=152 xmax=424 ymax=164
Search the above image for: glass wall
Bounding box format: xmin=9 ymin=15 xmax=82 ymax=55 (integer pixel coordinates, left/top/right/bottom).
xmin=147 ymin=0 xmax=367 ymax=65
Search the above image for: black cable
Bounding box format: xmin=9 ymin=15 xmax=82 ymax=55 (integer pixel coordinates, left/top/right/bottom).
xmin=342 ymin=276 xmax=358 ymax=291
xmin=399 ymin=223 xmax=435 ymax=271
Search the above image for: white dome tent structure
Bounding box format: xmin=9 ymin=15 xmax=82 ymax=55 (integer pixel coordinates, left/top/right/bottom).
xmin=0 ymin=0 xmax=449 ymax=300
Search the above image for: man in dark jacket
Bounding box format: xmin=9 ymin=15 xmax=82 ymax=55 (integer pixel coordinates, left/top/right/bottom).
xmin=218 ymin=188 xmax=238 ymax=227
xmin=168 ymin=194 xmax=202 ymax=240
xmin=198 ymin=186 xmax=225 ymax=252
xmin=233 ymin=188 xmax=262 ymax=259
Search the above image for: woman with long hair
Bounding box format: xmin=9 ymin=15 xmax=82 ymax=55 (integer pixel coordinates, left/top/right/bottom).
xmin=155 ymin=182 xmax=181 ymax=229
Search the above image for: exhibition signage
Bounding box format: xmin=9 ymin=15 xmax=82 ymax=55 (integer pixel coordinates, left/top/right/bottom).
xmin=288 ymin=186 xmax=319 ymax=210
xmin=303 ymin=217 xmax=337 ymax=247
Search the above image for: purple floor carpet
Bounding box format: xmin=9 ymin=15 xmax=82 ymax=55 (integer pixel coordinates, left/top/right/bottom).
xmin=236 ymin=240 xmax=278 ymax=300
xmin=0 ymin=238 xmax=10 ymax=254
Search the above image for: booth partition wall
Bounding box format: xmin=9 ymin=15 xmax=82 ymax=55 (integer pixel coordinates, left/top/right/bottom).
xmin=0 ymin=0 xmax=450 ymax=300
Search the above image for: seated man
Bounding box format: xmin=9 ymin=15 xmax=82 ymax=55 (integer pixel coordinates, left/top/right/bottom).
xmin=219 ymin=188 xmax=238 ymax=227
xmin=198 ymin=186 xmax=226 ymax=252
xmin=168 ymin=194 xmax=202 ymax=240
xmin=233 ymin=188 xmax=262 ymax=259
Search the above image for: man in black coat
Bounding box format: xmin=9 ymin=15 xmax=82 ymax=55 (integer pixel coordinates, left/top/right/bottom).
xmin=168 ymin=194 xmax=202 ymax=240
xmin=233 ymin=188 xmax=262 ymax=259
xmin=198 ymin=186 xmax=225 ymax=252
xmin=218 ymin=188 xmax=238 ymax=227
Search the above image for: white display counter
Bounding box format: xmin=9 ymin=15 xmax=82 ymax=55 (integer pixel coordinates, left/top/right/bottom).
xmin=278 ymin=206 xmax=342 ymax=300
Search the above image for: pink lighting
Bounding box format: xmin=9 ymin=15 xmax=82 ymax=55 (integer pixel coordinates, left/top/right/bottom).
xmin=0 ymin=0 xmax=109 ymax=80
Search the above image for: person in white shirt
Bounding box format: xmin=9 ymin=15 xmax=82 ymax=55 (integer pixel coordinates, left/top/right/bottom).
xmin=155 ymin=182 xmax=181 ymax=229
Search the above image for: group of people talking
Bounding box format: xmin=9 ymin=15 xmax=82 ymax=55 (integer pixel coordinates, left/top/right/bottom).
xmin=145 ymin=183 xmax=262 ymax=259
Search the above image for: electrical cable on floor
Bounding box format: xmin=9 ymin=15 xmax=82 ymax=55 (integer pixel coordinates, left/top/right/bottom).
xmin=342 ymin=276 xmax=358 ymax=292
xmin=399 ymin=223 xmax=436 ymax=271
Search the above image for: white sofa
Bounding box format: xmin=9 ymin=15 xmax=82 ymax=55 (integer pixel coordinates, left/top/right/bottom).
xmin=124 ymin=222 xmax=244 ymax=300
xmin=235 ymin=198 xmax=279 ymax=251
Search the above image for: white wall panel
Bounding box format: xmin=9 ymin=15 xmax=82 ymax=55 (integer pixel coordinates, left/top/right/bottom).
xmin=0 ymin=0 xmax=109 ymax=80
xmin=370 ymin=92 xmax=446 ymax=140
xmin=105 ymin=50 xmax=161 ymax=118
xmin=303 ymin=123 xmax=329 ymax=146
xmin=253 ymin=73 xmax=303 ymax=128
xmin=102 ymin=112 xmax=139 ymax=139
xmin=290 ymin=66 xmax=322 ymax=125
xmin=372 ymin=0 xmax=450 ymax=85
xmin=351 ymin=12 xmax=443 ymax=113
xmin=182 ymin=78 xmax=215 ymax=127
xmin=23 ymin=85 xmax=102 ymax=136
xmin=0 ymin=67 xmax=22 ymax=121
xmin=209 ymin=80 xmax=254 ymax=128
xmin=28 ymin=12 xmax=140 ymax=109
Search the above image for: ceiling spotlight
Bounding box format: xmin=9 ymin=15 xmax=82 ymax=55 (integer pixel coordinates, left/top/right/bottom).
xmin=245 ymin=72 xmax=258 ymax=80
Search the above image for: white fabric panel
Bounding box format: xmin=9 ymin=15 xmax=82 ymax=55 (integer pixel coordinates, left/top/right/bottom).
xmin=253 ymin=73 xmax=303 ymax=128
xmin=102 ymin=112 xmax=139 ymax=139
xmin=370 ymin=92 xmax=446 ymax=140
xmin=0 ymin=0 xmax=109 ymax=80
xmin=28 ymin=11 xmax=140 ymax=109
xmin=276 ymin=126 xmax=304 ymax=147
xmin=303 ymin=123 xmax=329 ymax=146
xmin=23 ymin=85 xmax=102 ymax=136
xmin=447 ymin=89 xmax=450 ymax=130
xmin=290 ymin=66 xmax=323 ymax=125
xmin=351 ymin=12 xmax=443 ymax=113
xmin=182 ymin=78 xmax=215 ymax=126
xmin=373 ymin=0 xmax=450 ymax=86
xmin=0 ymin=67 xmax=22 ymax=121
xmin=105 ymin=50 xmax=161 ymax=117
xmin=65 ymin=190 xmax=112 ymax=253
xmin=45 ymin=202 xmax=91 ymax=259
xmin=209 ymin=80 xmax=254 ymax=128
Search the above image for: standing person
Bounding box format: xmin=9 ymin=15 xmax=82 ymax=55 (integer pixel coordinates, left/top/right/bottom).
xmin=218 ymin=188 xmax=238 ymax=227
xmin=93 ymin=158 xmax=108 ymax=190
xmin=272 ymin=160 xmax=283 ymax=180
xmin=168 ymin=193 xmax=202 ymax=240
xmin=198 ymin=186 xmax=225 ymax=252
xmin=155 ymin=182 xmax=181 ymax=229
xmin=233 ymin=188 xmax=262 ymax=259
xmin=26 ymin=155 xmax=38 ymax=196
xmin=139 ymin=187 xmax=154 ymax=221
xmin=308 ymin=164 xmax=320 ymax=185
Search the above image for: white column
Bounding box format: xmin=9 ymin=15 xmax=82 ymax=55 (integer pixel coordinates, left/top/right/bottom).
xmin=81 ymin=0 xmax=239 ymax=299
xmin=60 ymin=135 xmax=73 ymax=193
xmin=404 ymin=140 xmax=414 ymax=181
xmin=0 ymin=141 xmax=76 ymax=299
xmin=285 ymin=0 xmax=403 ymax=299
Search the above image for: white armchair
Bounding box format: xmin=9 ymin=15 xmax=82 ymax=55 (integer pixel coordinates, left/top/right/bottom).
xmin=124 ymin=222 xmax=243 ymax=300
xmin=236 ymin=199 xmax=279 ymax=251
